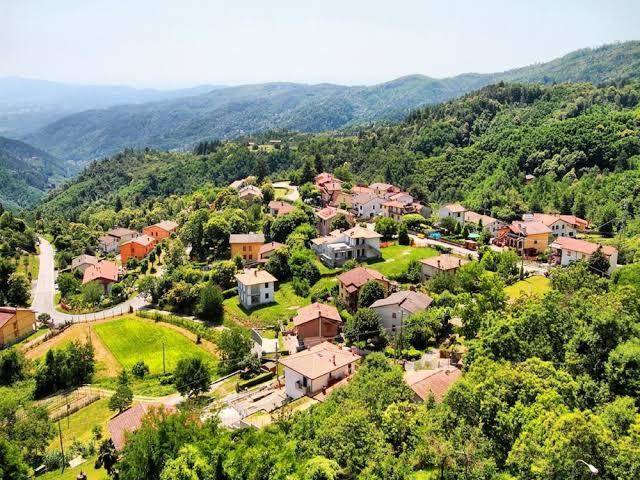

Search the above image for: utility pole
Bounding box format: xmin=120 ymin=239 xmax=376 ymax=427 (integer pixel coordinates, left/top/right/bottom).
xmin=57 ymin=419 xmax=65 ymax=473
xmin=162 ymin=342 xmax=166 ymax=374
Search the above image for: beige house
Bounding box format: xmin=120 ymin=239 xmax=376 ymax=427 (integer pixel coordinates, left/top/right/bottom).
xmin=0 ymin=307 xmax=35 ymax=347
xmin=420 ymin=254 xmax=470 ymax=281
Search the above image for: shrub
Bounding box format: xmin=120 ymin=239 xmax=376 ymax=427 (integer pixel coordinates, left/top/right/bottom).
xmin=292 ymin=277 xmax=310 ymax=297
xmin=131 ymin=360 xmax=150 ymax=378
xmin=237 ymin=371 xmax=275 ymax=391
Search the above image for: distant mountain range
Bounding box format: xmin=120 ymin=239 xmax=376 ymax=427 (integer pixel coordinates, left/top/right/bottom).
xmin=0 ymin=77 xmax=222 ymax=136
xmin=16 ymin=41 xmax=639 ymax=164
xmin=0 ymin=136 xmax=66 ymax=210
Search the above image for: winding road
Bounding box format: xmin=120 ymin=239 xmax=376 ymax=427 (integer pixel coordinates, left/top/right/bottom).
xmin=32 ymin=237 xmax=147 ymax=325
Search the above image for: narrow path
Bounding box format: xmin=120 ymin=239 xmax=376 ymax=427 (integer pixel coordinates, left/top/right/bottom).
xmin=32 ymin=237 xmax=148 ymax=326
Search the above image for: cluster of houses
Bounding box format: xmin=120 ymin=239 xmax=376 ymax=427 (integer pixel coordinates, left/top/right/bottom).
xmin=314 ymin=172 xmax=431 ymax=221
xmin=438 ymin=203 xmax=618 ymax=274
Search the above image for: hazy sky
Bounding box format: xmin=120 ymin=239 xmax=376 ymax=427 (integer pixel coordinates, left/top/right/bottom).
xmin=3 ymin=0 xmax=640 ymax=88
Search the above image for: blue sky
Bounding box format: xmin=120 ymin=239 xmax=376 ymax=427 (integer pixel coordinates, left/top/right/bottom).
xmin=2 ymin=0 xmax=639 ymax=88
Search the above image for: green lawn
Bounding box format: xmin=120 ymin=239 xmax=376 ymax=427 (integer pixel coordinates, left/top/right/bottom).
xmin=367 ymin=245 xmax=438 ymax=277
xmin=505 ymin=275 xmax=551 ymax=300
xmin=224 ymin=282 xmax=311 ymax=327
xmin=39 ymin=456 xmax=107 ymax=480
xmin=15 ymin=252 xmax=39 ymax=280
xmin=274 ymin=187 xmax=289 ymax=199
xmin=93 ymin=316 xmax=218 ymax=375
xmin=13 ymin=326 xmax=49 ymax=349
xmin=47 ymin=398 xmax=113 ymax=452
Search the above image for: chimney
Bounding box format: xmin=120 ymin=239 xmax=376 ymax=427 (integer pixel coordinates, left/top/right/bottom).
xmin=437 ymin=259 xmax=441 ymax=268
xmin=458 ymin=259 xmax=461 ymax=266
xmin=254 ymin=269 xmax=257 ymax=276
xmin=332 ymin=355 xmax=336 ymax=365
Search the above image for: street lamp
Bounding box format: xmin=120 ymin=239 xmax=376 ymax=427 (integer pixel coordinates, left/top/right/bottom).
xmin=576 ymin=459 xmax=599 ymax=475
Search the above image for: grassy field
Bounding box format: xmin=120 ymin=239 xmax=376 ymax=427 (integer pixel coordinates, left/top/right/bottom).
xmin=93 ymin=316 xmax=218 ymax=375
xmin=224 ymin=282 xmax=311 ymax=327
xmin=505 ymin=275 xmax=551 ymax=300
xmin=39 ymin=457 xmax=107 ymax=480
xmin=274 ymin=187 xmax=289 ymax=199
xmin=47 ymin=397 xmax=113 ymax=451
xmin=15 ymin=252 xmax=39 ymax=280
xmin=367 ymin=245 xmax=438 ymax=277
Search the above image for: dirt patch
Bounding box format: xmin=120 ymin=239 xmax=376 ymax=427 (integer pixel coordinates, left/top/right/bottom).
xmin=26 ymin=320 xmax=122 ymax=378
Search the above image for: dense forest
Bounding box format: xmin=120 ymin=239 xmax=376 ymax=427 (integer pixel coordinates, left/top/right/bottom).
xmin=22 ymin=41 xmax=640 ymax=162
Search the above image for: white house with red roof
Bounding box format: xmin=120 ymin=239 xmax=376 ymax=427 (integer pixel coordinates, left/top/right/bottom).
xmin=526 ymin=213 xmax=588 ymax=238
xmin=438 ymin=203 xmax=468 ymax=225
xmin=280 ymin=341 xmax=360 ymax=399
xmin=351 ymin=192 xmax=384 ymax=219
xmin=550 ymin=236 xmax=618 ymax=274
xmin=82 ymin=260 xmax=119 ymax=294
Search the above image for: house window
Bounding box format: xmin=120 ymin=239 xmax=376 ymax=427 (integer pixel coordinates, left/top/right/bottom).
xmin=302 ymin=376 xmax=308 ymax=387
xmin=264 ymin=283 xmax=269 ymax=288
xmin=248 ymin=254 xmax=253 ymax=260
xmin=392 ymin=312 xmax=397 ymax=319
xmin=264 ymin=293 xmax=269 ymax=299
xmin=243 ymin=245 xmax=246 ymax=251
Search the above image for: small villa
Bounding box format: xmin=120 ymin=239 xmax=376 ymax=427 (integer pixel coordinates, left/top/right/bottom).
xmin=370 ymin=290 xmax=433 ymax=333
xmin=550 ymin=236 xmax=618 ymax=275
xmin=281 ymin=341 xmax=360 ymax=399
xmin=235 ymin=268 xmax=277 ymax=309
xmin=311 ymin=225 xmax=382 ymax=267
xmin=420 ymin=254 xmax=469 ymax=281
xmin=337 ymin=266 xmax=389 ymax=312
xmin=143 ymin=220 xmax=178 ymax=241
xmin=230 ymin=233 xmax=265 ymax=262
xmin=293 ymin=302 xmax=343 ymax=347
xmin=120 ymin=235 xmax=156 ymax=264
xmin=82 ymin=260 xmax=119 ymax=294
xmin=315 ymin=206 xmax=354 ymax=236
xmin=438 ymin=203 xmax=467 ymax=225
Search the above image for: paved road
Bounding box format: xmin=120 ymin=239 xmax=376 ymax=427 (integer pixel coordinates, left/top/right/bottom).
xmin=32 ymin=237 xmax=147 ymax=325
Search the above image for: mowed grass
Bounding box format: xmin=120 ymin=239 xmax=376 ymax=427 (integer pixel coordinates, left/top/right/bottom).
xmin=274 ymin=187 xmax=289 ymax=199
xmin=505 ymin=275 xmax=551 ymax=300
xmin=94 ymin=316 xmax=218 ymax=374
xmin=224 ymin=282 xmax=311 ymax=327
xmin=367 ymin=245 xmax=438 ymax=277
xmin=39 ymin=456 xmax=108 ymax=480
xmin=47 ymin=397 xmax=113 ymax=452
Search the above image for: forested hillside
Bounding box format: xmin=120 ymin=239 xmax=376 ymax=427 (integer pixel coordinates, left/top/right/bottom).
xmin=24 ymin=41 xmax=640 ymax=163
xmin=0 ymin=136 xmax=67 ymax=210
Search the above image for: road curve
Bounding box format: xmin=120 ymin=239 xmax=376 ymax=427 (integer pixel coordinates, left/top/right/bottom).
xmin=32 ymin=237 xmax=147 ymax=325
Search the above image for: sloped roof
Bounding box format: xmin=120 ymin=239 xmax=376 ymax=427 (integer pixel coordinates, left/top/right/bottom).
xmin=464 ymin=211 xmax=501 ymax=226
xmin=550 ymin=236 xmax=617 ymax=256
xmin=106 ymin=227 xmax=138 ymax=238
xmin=229 ymin=233 xmax=265 ymax=244
xmin=315 ymin=206 xmax=350 ymax=221
xmin=0 ymin=307 xmax=17 ymax=329
xmin=147 ymin=220 xmax=178 ymax=232
xmin=123 ymin=235 xmax=155 ymax=247
xmin=404 ymin=367 xmax=462 ymax=401
xmin=239 ymin=185 xmax=262 ymax=197
xmin=268 ymin=201 xmax=295 ymax=216
xmin=370 ymin=290 xmax=433 ymax=313
xmin=259 ymin=241 xmax=284 ymax=255
xmin=73 ymin=254 xmax=99 ymax=266
xmin=343 ymin=225 xmax=382 ymax=239
xmin=108 ymin=402 xmax=176 ymax=451
xmin=351 ymin=192 xmax=381 ymax=205
xmin=508 ymin=221 xmax=552 ymax=236
xmin=337 ymin=266 xmax=387 ymax=290
xmin=293 ymin=302 xmax=342 ymax=326
xmin=420 ymin=254 xmax=469 ymax=271
xmin=442 ymin=203 xmax=466 ymax=213
xmin=83 ymin=261 xmax=118 ymax=284
xmin=280 ymin=342 xmax=360 ymax=379
xmin=235 ymin=268 xmax=277 ymax=286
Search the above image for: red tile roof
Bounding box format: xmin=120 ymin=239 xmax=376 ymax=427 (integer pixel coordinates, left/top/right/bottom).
xmin=550 ymin=236 xmax=617 ymax=256
xmin=337 ymin=266 xmax=387 ymax=290
xmin=83 ymin=261 xmax=118 ymax=284
xmin=268 ymin=201 xmax=295 ymax=216
xmin=123 ymin=235 xmax=155 ymax=247
xmin=420 ymin=254 xmax=469 ymax=271
xmin=259 ymin=241 xmax=284 ymax=255
xmin=106 ymin=227 xmax=138 ymax=239
xmin=404 ymin=367 xmax=462 ymax=401
xmin=108 ymin=402 xmax=176 ymax=451
xmin=508 ymin=221 xmax=552 ymax=236
xmin=293 ymin=302 xmax=342 ymax=326
xmin=280 ymin=342 xmax=360 ymax=379
xmin=148 ymin=220 xmax=178 ymax=232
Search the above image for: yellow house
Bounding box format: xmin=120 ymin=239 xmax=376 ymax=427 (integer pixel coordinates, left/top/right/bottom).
xmin=0 ymin=307 xmax=36 ymax=347
xmin=229 ymin=233 xmax=265 ymax=261
xmin=497 ymin=221 xmax=551 ymax=256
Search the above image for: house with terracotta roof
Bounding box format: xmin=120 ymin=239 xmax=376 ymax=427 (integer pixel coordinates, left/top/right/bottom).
xmin=267 ymin=200 xmax=295 ymax=217
xmin=438 ymin=203 xmax=467 ymax=225
xmin=238 ymin=185 xmax=263 ymax=203
xmin=314 ymin=172 xmax=339 ymax=188
xmin=0 ymin=307 xmax=35 ymax=347
xmin=404 ymin=367 xmax=462 ymax=402
xmin=311 ymin=226 xmax=382 ymax=268
xmin=98 ymin=227 xmax=139 ymax=253
xmin=259 ymin=241 xmax=284 ymax=261
xmin=314 ymin=206 xmax=354 ymax=236
xmin=293 ymin=302 xmax=342 ymax=347
xmin=351 ymin=192 xmax=384 ymax=219
xmin=370 ymin=290 xmax=433 ymax=333
xmin=550 ymin=236 xmax=618 ymax=275
xmin=229 ymin=178 xmax=247 ymax=190
xmin=320 ymin=181 xmax=344 ymax=206
xmin=464 ymin=211 xmax=506 ymax=237
xmin=369 ymin=182 xmax=401 ymax=198
xmin=120 ymin=235 xmax=156 ymax=264
xmin=420 ymin=254 xmax=470 ymax=281
xmin=143 ymin=220 xmax=178 ymax=241
xmin=71 ymin=254 xmax=99 ymax=274
xmin=496 ymin=221 xmax=551 ymax=256
xmin=525 ymin=213 xmax=588 ymax=238
xmin=337 ymin=266 xmax=389 ymax=312
xmin=230 ymin=233 xmax=265 ymax=262
xmin=235 ymin=268 xmax=277 ymax=309
xmin=280 ymin=341 xmax=360 ymax=399
xmin=108 ymin=402 xmax=176 ymax=451
xmin=82 ymin=260 xmax=119 ymax=294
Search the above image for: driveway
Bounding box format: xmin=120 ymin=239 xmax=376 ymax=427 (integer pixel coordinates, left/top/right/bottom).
xmin=272 ymin=181 xmax=300 ymax=202
xmin=32 ymin=237 xmax=148 ymax=326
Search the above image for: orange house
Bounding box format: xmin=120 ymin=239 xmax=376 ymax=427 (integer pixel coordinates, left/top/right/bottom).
xmin=0 ymin=307 xmax=35 ymax=347
xmin=120 ymin=235 xmax=156 ymax=264
xmin=229 ymin=233 xmax=265 ymax=261
xmin=142 ymin=220 xmax=178 ymax=241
